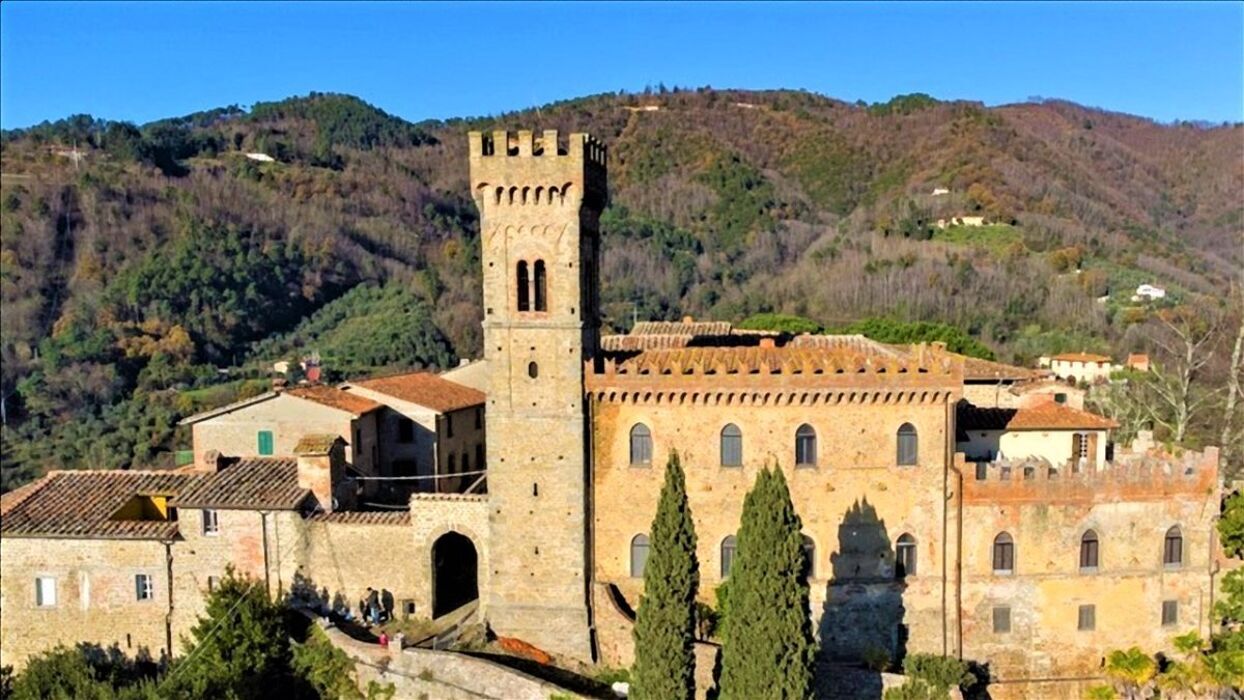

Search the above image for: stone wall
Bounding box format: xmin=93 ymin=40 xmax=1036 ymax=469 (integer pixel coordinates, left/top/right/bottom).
xmin=171 ymin=508 xmax=303 ymax=653
xmin=299 ymin=514 xmax=422 ymax=620
xmin=409 ymin=493 xmax=491 ymax=618
xmin=471 ymin=129 xmax=605 ymax=661
xmin=958 ymin=448 xmax=1220 ymax=681
xmin=0 ymin=537 xmax=172 ymax=669
xmin=313 ymin=617 xmax=573 ymax=700
xmin=191 ymin=393 xmax=378 ymax=473
xmin=590 ymin=392 xmax=960 ymax=667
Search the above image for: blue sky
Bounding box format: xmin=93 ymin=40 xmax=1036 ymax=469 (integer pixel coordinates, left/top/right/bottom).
xmin=2 ymin=1 xmax=1241 ymax=129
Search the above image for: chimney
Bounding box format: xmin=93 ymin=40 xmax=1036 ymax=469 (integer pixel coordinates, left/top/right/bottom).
xmin=759 ymin=337 xmax=776 ymax=349
xmin=682 ymin=315 xmax=694 ymax=324
xmin=194 ymin=449 xmax=228 ymax=473
xmin=295 ymin=435 xmax=349 ymax=512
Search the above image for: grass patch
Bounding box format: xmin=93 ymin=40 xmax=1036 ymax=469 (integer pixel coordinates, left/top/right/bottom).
xmin=932 ymin=223 xmax=1022 ymax=251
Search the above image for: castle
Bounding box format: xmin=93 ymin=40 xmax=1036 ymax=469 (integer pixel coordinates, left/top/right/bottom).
xmin=0 ymin=131 xmax=1225 ymax=698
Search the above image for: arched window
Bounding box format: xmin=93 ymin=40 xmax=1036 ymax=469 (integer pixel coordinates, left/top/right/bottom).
xmin=1163 ymin=526 xmax=1183 ymax=568
xmin=896 ymin=533 xmax=917 ymax=578
xmin=533 ymin=260 xmax=547 ymax=311
xmin=993 ymin=532 xmax=1015 ymax=574
xmin=795 ymin=424 xmax=817 ymax=467
xmin=1080 ymin=530 xmax=1099 ymax=571
xmin=629 ymin=424 xmax=652 ymax=466
xmin=720 ymin=424 xmax=743 ymax=467
xmin=516 ymin=261 xmax=530 ymax=311
xmin=630 ymin=534 xmax=650 ymax=578
xmin=801 ymin=535 xmax=816 ymax=579
xmin=897 ymin=423 xmax=918 ymax=466
xmin=720 ymin=535 xmax=738 ymax=579
xmin=527 ymin=361 xmax=538 ymax=379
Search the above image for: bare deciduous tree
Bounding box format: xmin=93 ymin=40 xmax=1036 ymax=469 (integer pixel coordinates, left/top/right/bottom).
xmin=1141 ymin=307 xmax=1222 ymax=444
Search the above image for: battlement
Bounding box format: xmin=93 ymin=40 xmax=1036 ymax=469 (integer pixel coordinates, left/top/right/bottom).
xmin=960 ymin=446 xmax=1219 ymax=505
xmin=468 ymin=130 xmax=607 ymax=210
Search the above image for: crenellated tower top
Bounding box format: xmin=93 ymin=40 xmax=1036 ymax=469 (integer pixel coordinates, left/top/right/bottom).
xmin=468 ymin=130 xmax=607 ymax=212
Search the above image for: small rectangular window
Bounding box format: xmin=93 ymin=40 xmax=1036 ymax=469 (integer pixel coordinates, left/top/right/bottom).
xmin=446 ymin=414 xmax=454 ymax=438
xmin=257 ymin=430 xmax=274 ymax=456
xmin=1162 ymin=600 xmax=1178 ymax=627
xmin=1078 ymin=604 xmax=1096 ymax=631
xmin=992 ymin=606 xmax=1011 ymax=633
xmin=1055 ymin=393 xmax=1067 ymax=404
xmin=202 ymin=509 xmax=220 ymax=536
xmin=35 ymin=577 xmax=57 ymax=607
xmin=135 ymin=574 xmax=154 ymax=602
xmin=398 ymin=418 xmax=415 ymax=443
xmin=475 ymin=407 xmax=483 ymax=430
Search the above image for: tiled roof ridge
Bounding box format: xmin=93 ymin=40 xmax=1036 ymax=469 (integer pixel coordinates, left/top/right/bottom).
xmin=594 ymin=344 xmax=958 ymax=378
xmin=286 ymin=385 xmax=382 ymax=415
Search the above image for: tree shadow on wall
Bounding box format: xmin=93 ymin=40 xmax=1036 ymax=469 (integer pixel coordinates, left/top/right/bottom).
xmin=815 ymin=498 xmax=908 ymax=699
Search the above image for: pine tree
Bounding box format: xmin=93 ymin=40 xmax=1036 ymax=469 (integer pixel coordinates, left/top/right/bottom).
xmin=719 ymin=467 xmax=817 ymax=699
xmin=631 ymin=451 xmax=700 ymax=700
xmin=161 ymin=568 xmax=298 ymax=699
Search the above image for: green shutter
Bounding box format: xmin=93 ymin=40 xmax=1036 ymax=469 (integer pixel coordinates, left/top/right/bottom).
xmin=257 ymin=430 xmax=274 ymax=456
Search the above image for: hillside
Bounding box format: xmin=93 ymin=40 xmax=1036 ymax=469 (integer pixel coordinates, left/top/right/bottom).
xmin=1 ymin=89 xmax=1240 ymax=486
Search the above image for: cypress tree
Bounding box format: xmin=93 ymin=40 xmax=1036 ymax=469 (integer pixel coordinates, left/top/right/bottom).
xmin=719 ymin=466 xmax=816 ymax=699
xmin=631 ymin=451 xmax=700 ymax=700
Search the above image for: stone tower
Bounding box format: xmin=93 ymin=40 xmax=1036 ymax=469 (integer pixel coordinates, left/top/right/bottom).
xmin=468 ymin=129 xmax=606 ymax=660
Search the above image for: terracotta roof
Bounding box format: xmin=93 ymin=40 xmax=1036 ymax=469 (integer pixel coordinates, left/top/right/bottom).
xmin=631 ymin=320 xmax=733 ymax=336
xmin=351 ymin=372 xmax=485 ymax=413
xmin=294 ymin=434 xmax=344 ymax=455
xmin=958 ymin=403 xmax=1118 ymax=431
xmin=172 ymin=457 xmax=307 ymax=510
xmin=1 ymin=470 xmax=204 ymax=540
xmin=307 ymin=510 xmax=412 ymax=525
xmin=602 ymin=344 xmax=950 ymax=377
xmin=286 ymin=385 xmax=382 ymax=416
xmin=601 ymin=334 xmax=694 ymax=351
xmin=1051 ymin=352 xmax=1112 ymax=363
xmin=959 ymin=356 xmax=1042 ymax=381
xmin=789 ymin=334 xmax=902 ymax=356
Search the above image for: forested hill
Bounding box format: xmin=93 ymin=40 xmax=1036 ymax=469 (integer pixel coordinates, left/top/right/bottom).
xmin=1 ymin=89 xmax=1240 ymax=486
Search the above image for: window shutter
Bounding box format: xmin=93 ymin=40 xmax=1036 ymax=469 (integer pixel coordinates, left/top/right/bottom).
xmin=257 ymin=430 xmax=274 ymax=456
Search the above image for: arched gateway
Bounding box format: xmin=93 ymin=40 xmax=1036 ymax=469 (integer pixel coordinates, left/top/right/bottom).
xmin=432 ymin=531 xmax=479 ymax=617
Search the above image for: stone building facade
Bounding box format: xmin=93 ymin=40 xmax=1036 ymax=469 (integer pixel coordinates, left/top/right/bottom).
xmin=0 ymin=131 xmax=1227 ymax=698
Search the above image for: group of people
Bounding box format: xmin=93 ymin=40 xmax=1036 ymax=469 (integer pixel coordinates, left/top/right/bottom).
xmin=360 ymin=586 xmax=395 ymax=625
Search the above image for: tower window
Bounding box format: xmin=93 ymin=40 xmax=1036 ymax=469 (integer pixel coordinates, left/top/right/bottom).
xmin=896 ymin=533 xmax=917 ymax=577
xmin=801 ymin=535 xmax=815 ymax=580
xmin=517 ymin=261 xmax=530 ymax=311
xmin=533 ymin=260 xmax=547 ymax=311
xmin=527 ymin=362 xmax=539 ymax=379
xmin=993 ymin=532 xmax=1015 ymax=574
xmin=631 ymin=534 xmax=650 ymax=578
xmin=1080 ymin=530 xmax=1099 ymax=572
xmin=721 ymin=535 xmax=738 ymax=579
xmin=1162 ymin=600 xmax=1178 ymax=626
xmin=629 ymin=424 xmax=652 ymax=466
xmin=897 ymin=423 xmax=918 ymax=466
xmin=1077 ymin=604 xmax=1096 ymax=631
xmin=1164 ymin=526 xmax=1183 ymax=568
xmin=993 ymin=606 xmax=1011 ymax=633
xmin=795 ymin=424 xmax=817 ymax=467
xmin=720 ymin=424 xmax=743 ymax=467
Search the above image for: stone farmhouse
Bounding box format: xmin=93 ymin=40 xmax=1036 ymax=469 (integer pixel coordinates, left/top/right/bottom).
xmin=0 ymin=131 xmax=1225 ymax=699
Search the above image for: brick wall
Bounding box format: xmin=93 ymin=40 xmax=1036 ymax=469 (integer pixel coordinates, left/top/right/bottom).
xmin=0 ymin=537 xmax=172 ymax=669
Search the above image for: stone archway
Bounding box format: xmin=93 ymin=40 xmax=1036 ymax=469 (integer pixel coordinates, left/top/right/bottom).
xmin=432 ymin=531 xmax=479 ymax=618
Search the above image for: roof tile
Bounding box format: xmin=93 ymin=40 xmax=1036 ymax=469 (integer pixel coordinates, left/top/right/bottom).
xmin=1 ymin=471 xmax=203 ymax=539
xmin=172 ymin=458 xmax=308 ymax=510
xmin=352 ymin=372 xmax=485 ymax=413
xmin=287 ymin=385 xmax=382 ymax=416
